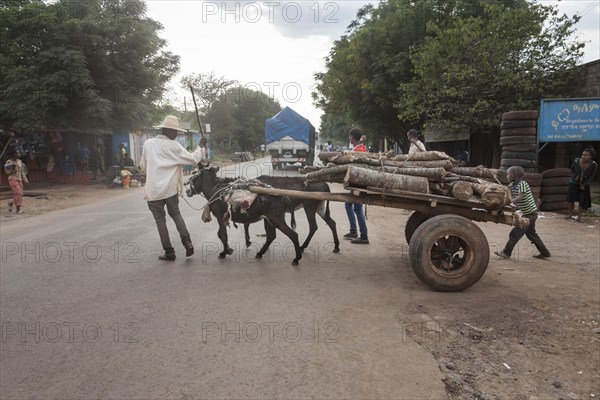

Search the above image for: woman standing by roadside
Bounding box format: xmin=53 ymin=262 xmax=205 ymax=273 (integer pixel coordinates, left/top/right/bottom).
xmin=4 ymin=150 xmax=29 ymax=214
xmin=566 ymin=147 xmax=598 ymax=223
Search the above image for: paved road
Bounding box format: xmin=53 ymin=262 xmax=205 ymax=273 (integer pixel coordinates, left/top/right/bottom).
xmin=1 ymin=158 xmax=446 ymax=398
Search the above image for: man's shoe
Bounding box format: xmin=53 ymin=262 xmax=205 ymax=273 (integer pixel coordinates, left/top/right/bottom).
xmin=351 ymin=237 xmax=369 ymax=244
xmin=7 ymin=202 xmax=12 ymax=212
xmin=494 ymin=251 xmax=510 ymax=259
xmin=343 ymin=232 xmax=358 ymax=239
xmin=159 ymin=253 xmax=176 ymax=261
xmin=532 ymin=253 xmax=551 ymax=259
xmin=185 ymin=243 xmax=194 ymax=257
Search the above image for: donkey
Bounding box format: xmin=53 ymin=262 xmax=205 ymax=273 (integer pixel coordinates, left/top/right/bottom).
xmin=242 ymin=176 xmax=340 ymax=253
xmin=186 ymin=164 xmax=303 ymax=265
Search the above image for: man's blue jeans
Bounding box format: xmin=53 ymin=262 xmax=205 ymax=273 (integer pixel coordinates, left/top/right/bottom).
xmin=345 ymin=202 xmax=368 ymax=239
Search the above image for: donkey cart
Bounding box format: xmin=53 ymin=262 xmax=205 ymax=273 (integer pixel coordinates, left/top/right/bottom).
xmin=247 ymin=185 xmax=526 ymax=292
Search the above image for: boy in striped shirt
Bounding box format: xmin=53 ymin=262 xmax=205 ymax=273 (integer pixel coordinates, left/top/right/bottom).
xmin=494 ymin=166 xmax=551 ymax=260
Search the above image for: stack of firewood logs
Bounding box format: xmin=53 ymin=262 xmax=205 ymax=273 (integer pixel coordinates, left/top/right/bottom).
xmin=302 ymin=150 xmax=542 ymax=211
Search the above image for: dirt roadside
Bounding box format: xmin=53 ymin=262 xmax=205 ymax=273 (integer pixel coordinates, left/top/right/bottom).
xmin=0 ymin=182 xmax=139 ymax=224
xmin=1 ymin=180 xmax=599 ymax=399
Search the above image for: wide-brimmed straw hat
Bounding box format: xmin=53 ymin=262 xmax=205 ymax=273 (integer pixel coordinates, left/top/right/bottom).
xmin=155 ymin=115 xmax=186 ymax=132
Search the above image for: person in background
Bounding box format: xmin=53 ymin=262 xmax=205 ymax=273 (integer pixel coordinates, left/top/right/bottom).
xmin=495 ymin=166 xmax=551 ymax=260
xmin=566 ymin=147 xmax=597 ymax=223
xmin=81 ymin=144 xmax=90 ymax=167
xmin=457 ymin=148 xmax=469 ymax=166
xmin=344 ymin=128 xmax=369 ymax=244
xmin=139 ymin=115 xmax=207 ymax=261
xmin=122 ymin=152 xmax=135 ymax=167
xmin=4 ymin=150 xmax=29 ymax=214
xmin=49 ymin=132 xmax=64 ymax=170
xmin=118 ymin=143 xmax=127 ymax=164
xmin=407 ymin=129 xmax=426 ymax=154
xmin=260 ymin=143 xmax=266 ymax=158
xmin=96 ymin=136 xmax=106 ymax=173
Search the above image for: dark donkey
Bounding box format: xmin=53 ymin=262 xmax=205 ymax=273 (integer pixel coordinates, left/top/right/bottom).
xmin=242 ymin=176 xmax=340 ymax=253
xmin=186 ymin=164 xmax=303 ymax=265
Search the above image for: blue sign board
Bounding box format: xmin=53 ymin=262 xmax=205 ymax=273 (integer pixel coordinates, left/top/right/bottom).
xmin=539 ymin=98 xmax=600 ymax=142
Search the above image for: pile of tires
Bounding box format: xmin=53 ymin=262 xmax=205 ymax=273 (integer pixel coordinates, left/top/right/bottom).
xmin=500 ymin=110 xmax=538 ymax=173
xmin=540 ymin=168 xmax=571 ymax=211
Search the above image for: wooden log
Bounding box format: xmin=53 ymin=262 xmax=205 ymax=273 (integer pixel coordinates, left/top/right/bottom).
xmin=353 ymin=165 xmax=446 ymax=181
xmin=429 ymin=183 xmax=450 ymax=196
xmin=449 ymin=166 xmax=505 ymax=183
xmin=451 ymin=181 xmax=474 ymax=201
xmin=449 ymin=167 xmax=542 ymax=186
xmin=318 ymin=152 xmax=340 ymax=161
xmin=344 ymin=166 xmax=429 ymax=193
xmin=348 ymin=157 xmax=455 ymax=169
xmin=472 ymin=181 xmax=512 ymax=210
xmin=306 ymin=164 xmax=447 ymax=183
xmin=444 ymin=172 xmax=482 ymax=183
xmin=247 ymin=186 xmax=524 ymax=227
xmin=305 ymin=165 xmax=349 ymax=183
xmin=389 ymin=151 xmax=453 ymax=162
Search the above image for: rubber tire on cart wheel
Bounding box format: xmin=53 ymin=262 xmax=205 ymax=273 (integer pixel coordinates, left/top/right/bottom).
xmin=500 ymin=135 xmax=537 ymax=146
xmin=408 ymin=215 xmax=489 ymax=292
xmin=502 ymin=110 xmax=538 ymax=120
xmin=405 ymin=211 xmax=429 ymax=244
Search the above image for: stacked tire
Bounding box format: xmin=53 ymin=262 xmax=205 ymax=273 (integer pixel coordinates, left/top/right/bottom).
xmin=540 ymin=168 xmax=571 ymax=211
xmin=500 ymin=110 xmax=538 ymax=173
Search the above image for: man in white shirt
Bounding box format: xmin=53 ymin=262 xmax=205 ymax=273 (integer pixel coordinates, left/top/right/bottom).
xmin=139 ymin=115 xmax=207 ymax=261
xmin=407 ymin=129 xmax=426 ymax=154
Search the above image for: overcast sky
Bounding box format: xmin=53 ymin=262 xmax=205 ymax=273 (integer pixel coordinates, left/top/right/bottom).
xmin=145 ymin=0 xmax=600 ymax=131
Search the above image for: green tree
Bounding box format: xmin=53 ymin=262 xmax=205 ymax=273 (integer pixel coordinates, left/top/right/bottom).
xmin=318 ymin=113 xmax=351 ymax=145
xmin=313 ymin=0 xmax=438 ymax=144
xmin=313 ymin=0 xmax=581 ymax=147
xmin=0 ymin=0 xmax=179 ymax=131
xmin=397 ymin=1 xmax=584 ymax=131
xmin=209 ymin=86 xmax=281 ymax=152
xmin=181 ymin=71 xmax=237 ymax=131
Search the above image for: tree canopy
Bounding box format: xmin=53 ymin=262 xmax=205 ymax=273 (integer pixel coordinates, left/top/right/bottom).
xmin=397 ymin=1 xmax=584 ymax=131
xmin=0 ymin=0 xmax=179 ymax=132
xmin=180 ymin=71 xmax=237 ymax=132
xmin=209 ymin=86 xmax=282 ymax=152
xmin=313 ymin=0 xmax=584 ymax=142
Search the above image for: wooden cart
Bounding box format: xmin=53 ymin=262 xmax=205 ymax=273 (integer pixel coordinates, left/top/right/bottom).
xmin=248 ymin=185 xmax=523 ymax=292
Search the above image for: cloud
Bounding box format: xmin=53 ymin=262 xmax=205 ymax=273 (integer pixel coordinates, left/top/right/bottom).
xmin=201 ymin=1 xmax=374 ymax=39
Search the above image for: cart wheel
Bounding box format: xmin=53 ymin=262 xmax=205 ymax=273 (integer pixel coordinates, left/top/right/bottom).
xmin=405 ymin=211 xmax=429 ymax=244
xmin=409 ymin=215 xmax=489 ymax=292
